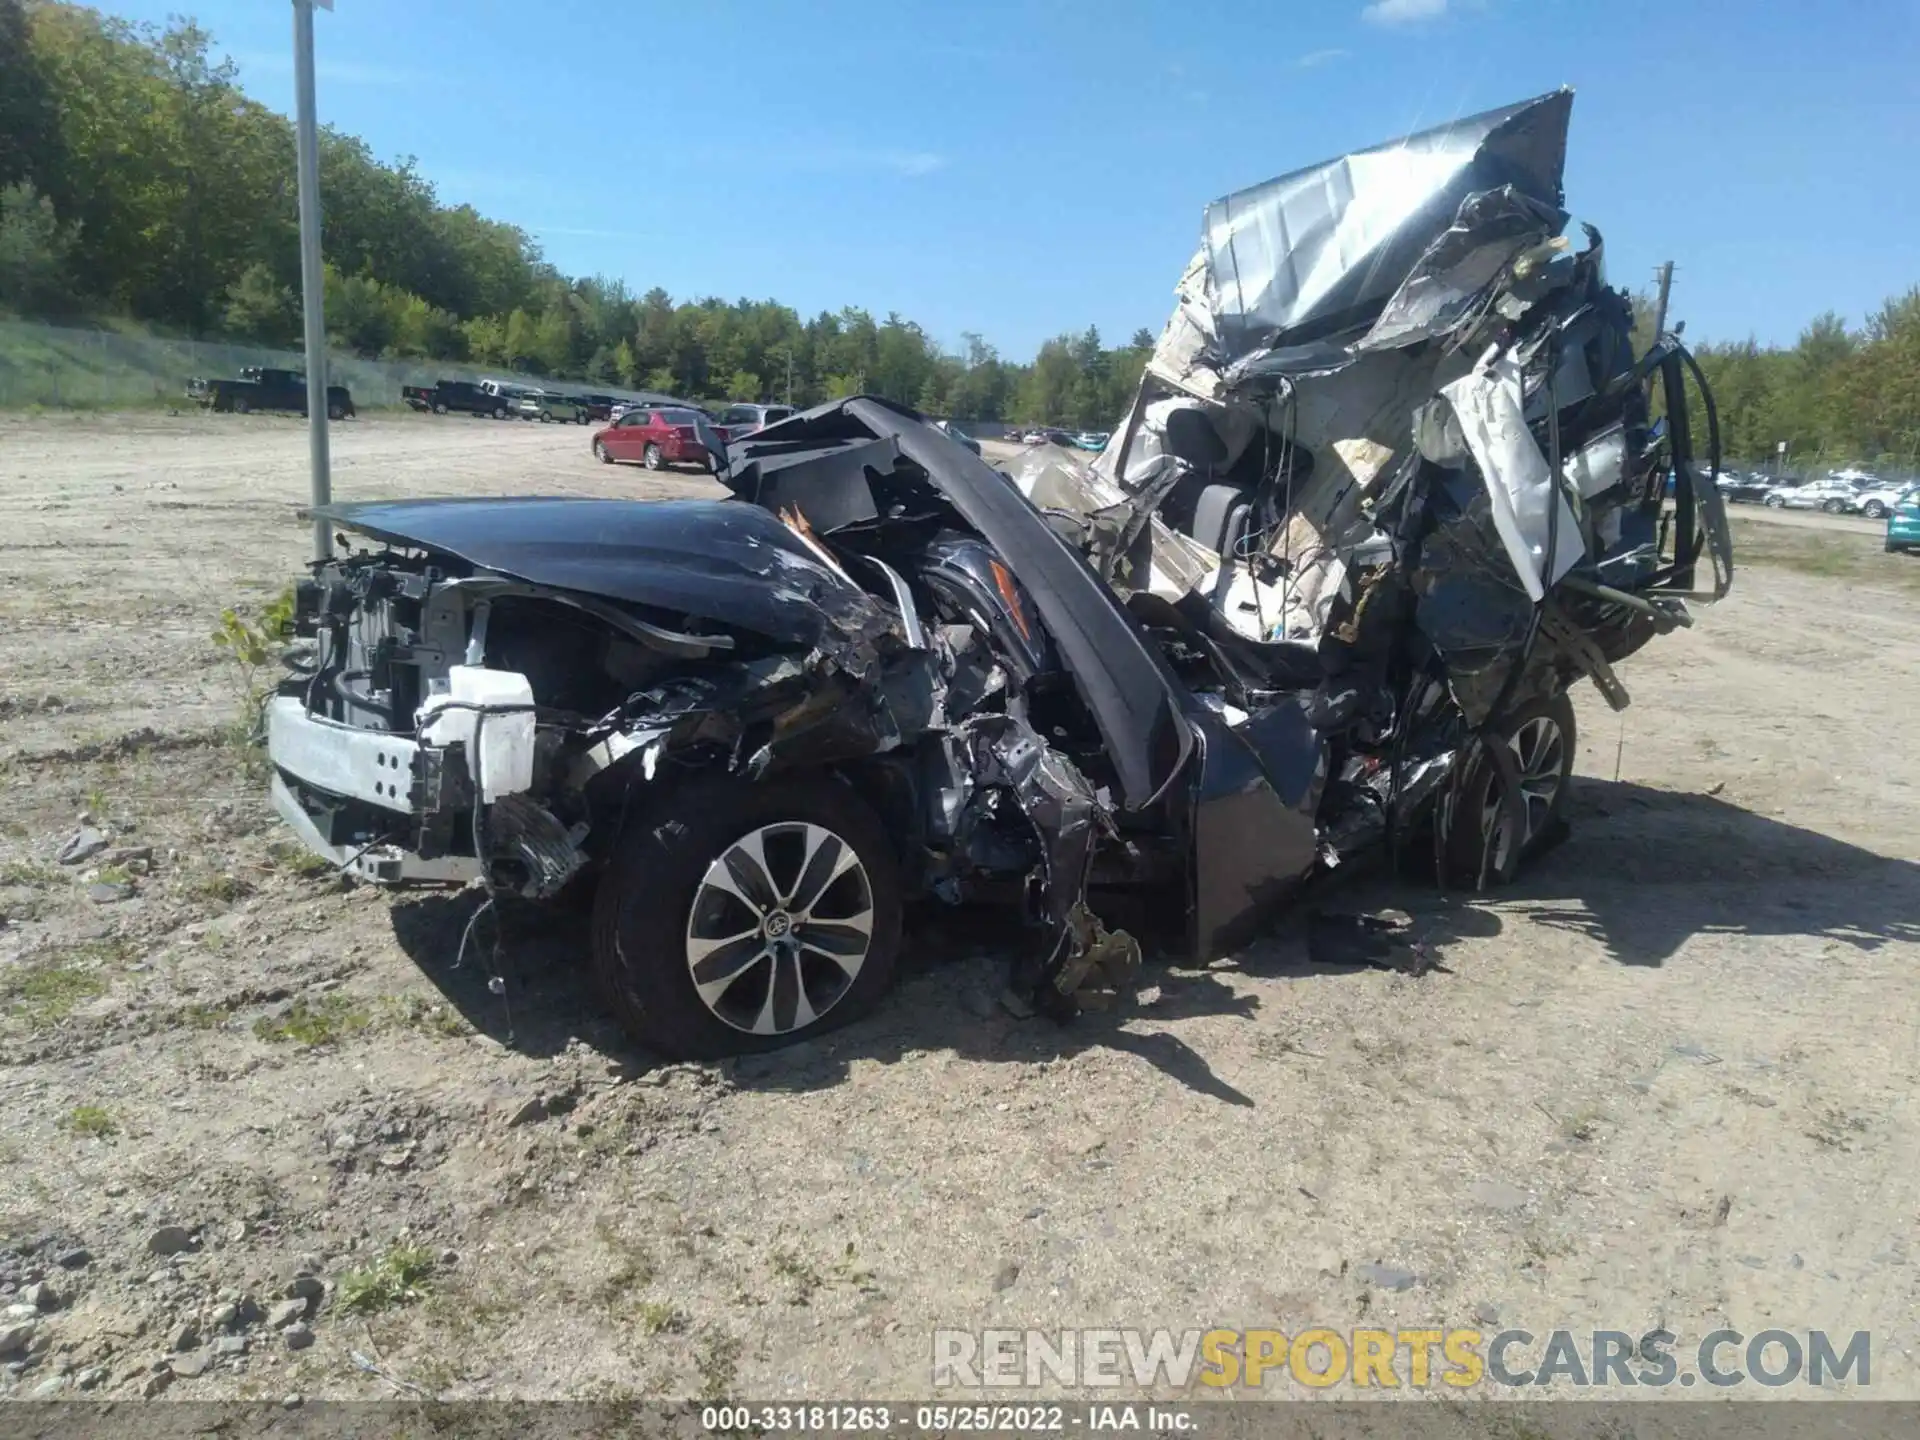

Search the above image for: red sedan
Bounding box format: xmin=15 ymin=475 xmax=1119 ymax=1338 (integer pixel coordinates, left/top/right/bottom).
xmin=591 ymin=406 xmax=716 ymax=471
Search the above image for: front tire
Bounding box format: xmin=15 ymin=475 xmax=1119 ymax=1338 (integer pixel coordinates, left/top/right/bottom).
xmin=432 ymin=401 xmax=447 ymax=415
xmin=1864 ymin=501 xmax=1888 ymax=519
xmin=494 ymin=405 xmax=508 ymax=420
xmin=591 ymin=776 xmax=901 ymax=1059
xmin=327 ymin=403 xmax=345 ymax=421
xmin=1765 ymin=495 xmax=1785 ymax=509
xmin=1444 ymin=691 xmax=1577 ymax=887
xmin=593 ymin=439 xmax=612 ymax=464
xmin=642 ymin=442 xmax=663 ymax=470
xmin=539 ymin=410 xmax=552 ymax=424
xmin=232 ymin=395 xmax=251 ymax=415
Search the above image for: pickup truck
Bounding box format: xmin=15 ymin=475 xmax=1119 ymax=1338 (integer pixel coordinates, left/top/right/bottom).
xmin=188 ymin=367 xmax=355 ymax=419
xmin=401 ymin=379 xmax=514 ymax=419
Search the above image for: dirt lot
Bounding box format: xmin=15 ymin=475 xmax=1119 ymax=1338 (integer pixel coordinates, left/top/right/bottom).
xmin=1 ymin=410 xmax=1916 ymax=1404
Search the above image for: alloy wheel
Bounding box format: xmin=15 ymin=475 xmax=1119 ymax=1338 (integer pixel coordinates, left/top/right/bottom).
xmin=1478 ymin=714 xmax=1567 ymax=874
xmin=684 ymin=822 xmax=875 ymax=1036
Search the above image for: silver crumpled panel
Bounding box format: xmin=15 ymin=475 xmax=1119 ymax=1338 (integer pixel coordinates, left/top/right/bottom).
xmin=1199 ymin=90 xmax=1573 ymax=370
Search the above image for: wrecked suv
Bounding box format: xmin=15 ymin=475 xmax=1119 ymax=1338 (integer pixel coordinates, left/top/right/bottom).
xmin=264 ymin=90 xmax=1731 ymax=1059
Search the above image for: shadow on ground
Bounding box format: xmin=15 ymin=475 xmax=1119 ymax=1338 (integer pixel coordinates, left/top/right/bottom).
xmin=388 ymin=777 xmax=1920 ymax=1096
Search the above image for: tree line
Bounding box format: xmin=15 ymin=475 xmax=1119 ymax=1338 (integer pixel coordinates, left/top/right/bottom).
xmin=1684 ymin=293 xmax=1920 ymax=473
xmin=0 ymin=0 xmax=1149 ymax=424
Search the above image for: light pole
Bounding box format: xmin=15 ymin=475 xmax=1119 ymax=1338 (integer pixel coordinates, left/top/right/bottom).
xmin=293 ymin=0 xmax=333 ymax=562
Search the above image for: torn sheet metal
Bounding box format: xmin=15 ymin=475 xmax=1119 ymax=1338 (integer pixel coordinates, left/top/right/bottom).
xmin=1353 ymin=185 xmax=1566 ymax=354
xmin=1199 ymin=90 xmax=1572 ymax=367
xmin=1439 ymin=351 xmax=1585 ymax=603
xmin=957 ymin=714 xmax=1120 ymax=1003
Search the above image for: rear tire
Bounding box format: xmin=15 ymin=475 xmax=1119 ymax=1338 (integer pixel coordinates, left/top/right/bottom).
xmin=1864 ymin=501 xmax=1888 ymax=519
xmin=494 ymin=405 xmax=508 ymax=420
xmin=232 ymin=395 xmax=251 ymax=415
xmin=1822 ymin=499 xmax=1845 ymax=514
xmin=432 ymin=401 xmax=448 ymax=415
xmin=327 ymin=403 xmax=344 ymax=421
xmin=1765 ymin=495 xmax=1785 ymax=508
xmin=539 ymin=411 xmax=551 ymax=424
xmin=591 ymin=775 xmax=901 ymax=1059
xmin=643 ymin=442 xmax=663 ymax=470
xmin=1443 ymin=691 xmax=1577 ymax=887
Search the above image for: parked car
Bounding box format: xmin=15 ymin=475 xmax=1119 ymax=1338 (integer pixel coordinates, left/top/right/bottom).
xmin=592 ymin=406 xmax=719 ymax=470
xmin=712 ymin=403 xmax=798 ymax=444
xmin=576 ymin=394 xmax=618 ymax=422
xmin=514 ymin=390 xmax=588 ymax=424
xmin=1716 ymin=471 xmax=1775 ymax=504
xmin=1886 ymin=488 xmax=1920 ymax=554
xmin=932 ymin=420 xmax=981 ymax=455
xmin=1073 ymin=431 xmax=1110 ymax=452
xmin=401 ymin=379 xmax=513 ymax=419
xmin=1762 ymin=477 xmax=1859 ymax=513
xmin=1856 ymin=480 xmax=1911 ymax=520
xmin=188 ymin=366 xmax=354 ymax=420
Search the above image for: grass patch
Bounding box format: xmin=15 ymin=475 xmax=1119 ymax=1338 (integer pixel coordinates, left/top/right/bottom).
xmin=62 ymin=1104 xmax=117 ymax=1138
xmin=338 ymin=1241 xmax=437 ymax=1314
xmin=695 ymin=1329 xmax=741 ymax=1400
xmin=381 ymin=993 xmax=471 ymax=1040
xmin=266 ymin=842 xmax=336 ymax=880
xmin=635 ymin=1300 xmax=688 ymax=1335
xmin=2 ymin=958 xmax=109 ymax=1023
xmin=252 ymin=993 xmax=371 ymax=1047
xmin=183 ymin=869 xmax=254 ymax=905
xmin=0 ymin=860 xmax=62 ymax=888
xmin=1729 ymin=514 xmax=1920 ymax=595
xmin=769 ymin=1247 xmax=822 ymax=1305
xmin=590 ymin=1214 xmax=656 ymax=1303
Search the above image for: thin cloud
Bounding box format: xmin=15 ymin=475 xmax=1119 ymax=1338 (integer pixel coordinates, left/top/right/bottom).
xmin=787 ymin=146 xmax=948 ymax=178
xmin=1362 ymin=0 xmax=1449 ymax=25
xmin=1296 ymin=47 xmax=1351 ymax=67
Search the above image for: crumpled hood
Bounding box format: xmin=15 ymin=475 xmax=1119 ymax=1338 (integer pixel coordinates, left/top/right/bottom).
xmin=311 ymin=497 xmax=887 ymax=651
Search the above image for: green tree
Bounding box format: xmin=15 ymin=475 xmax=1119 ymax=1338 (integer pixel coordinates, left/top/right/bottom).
xmin=0 ymin=180 xmax=76 ymax=314
xmin=221 ymin=260 xmax=297 ymax=344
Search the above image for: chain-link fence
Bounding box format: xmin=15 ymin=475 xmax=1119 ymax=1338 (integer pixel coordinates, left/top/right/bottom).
xmin=0 ymin=319 xmax=660 ymax=410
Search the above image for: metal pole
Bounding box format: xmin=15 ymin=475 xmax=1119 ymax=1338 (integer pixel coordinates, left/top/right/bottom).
xmin=293 ymin=0 xmax=332 ymax=562
xmin=1650 ymin=261 xmax=1674 ymax=340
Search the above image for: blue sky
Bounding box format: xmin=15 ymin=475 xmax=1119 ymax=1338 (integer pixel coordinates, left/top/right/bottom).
xmin=112 ymin=0 xmax=1920 ymax=359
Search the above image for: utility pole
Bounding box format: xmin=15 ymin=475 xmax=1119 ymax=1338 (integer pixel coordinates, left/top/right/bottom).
xmin=293 ymin=0 xmax=334 ymax=563
xmin=783 ymin=346 xmax=794 ymax=406
xmin=1650 ymin=261 xmax=1675 ymax=341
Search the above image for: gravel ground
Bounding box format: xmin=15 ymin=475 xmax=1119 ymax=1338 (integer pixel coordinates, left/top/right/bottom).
xmin=0 ymin=409 xmax=1915 ymax=1406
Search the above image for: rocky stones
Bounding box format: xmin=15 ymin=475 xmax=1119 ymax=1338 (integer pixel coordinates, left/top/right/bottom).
xmin=0 ymin=1321 xmax=36 ymax=1356
xmin=75 ymin=1366 xmax=107 ymax=1391
xmin=1355 ymin=1262 xmax=1418 ymax=1292
xmin=267 ymin=1299 xmax=307 ymax=1329
xmin=285 ymin=1275 xmax=323 ymax=1302
xmin=20 ymin=1281 xmax=58 ymax=1312
xmin=145 ymin=1225 xmax=195 ymax=1257
xmin=55 ymin=1248 xmax=91 ymax=1270
xmin=28 ymin=1374 xmax=65 ymax=1398
xmin=168 ymin=1320 xmax=199 ymax=1351
xmin=141 ymin=1368 xmax=174 ymax=1398
xmin=57 ymin=828 xmax=110 ymax=866
xmin=991 ymin=1261 xmax=1021 ymax=1292
xmin=282 ymin=1321 xmax=313 ymax=1351
xmin=88 ymin=881 xmax=135 ymax=904
xmin=213 ymin=1335 xmax=249 ymax=1358
xmin=169 ymin=1352 xmax=211 ymax=1379
xmin=208 ymin=1303 xmax=237 ymax=1332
